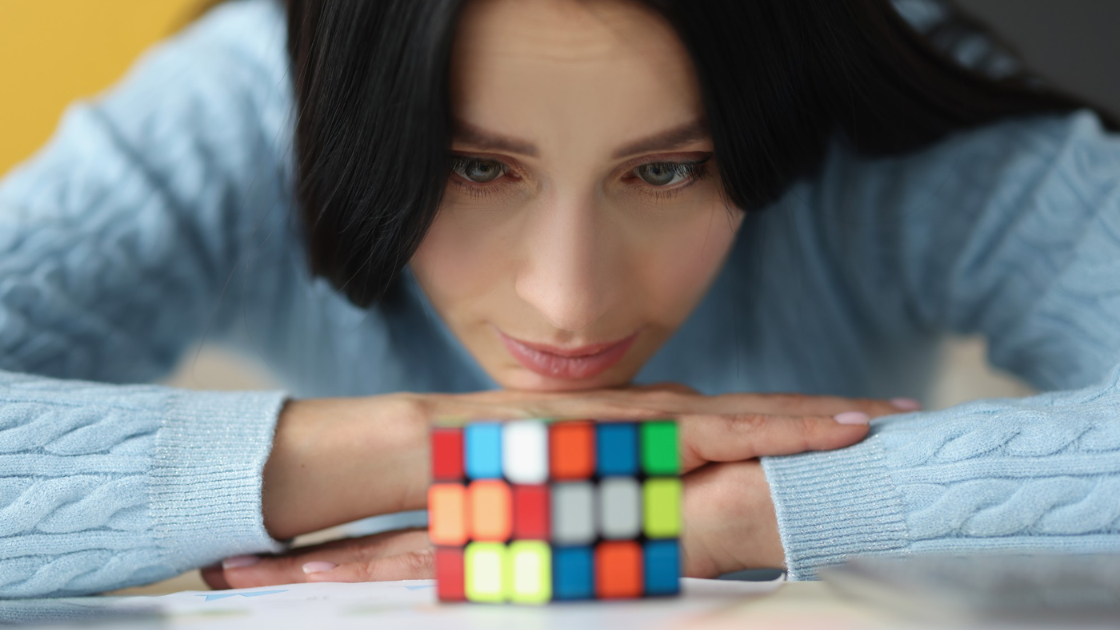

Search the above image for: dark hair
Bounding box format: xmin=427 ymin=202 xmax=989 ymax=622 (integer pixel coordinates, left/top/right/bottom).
xmin=286 ymin=0 xmax=1117 ymax=308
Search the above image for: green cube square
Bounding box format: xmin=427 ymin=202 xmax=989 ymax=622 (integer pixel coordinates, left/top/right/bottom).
xmin=643 ymin=478 xmax=682 ymax=538
xmin=640 ymin=421 xmax=679 ymax=475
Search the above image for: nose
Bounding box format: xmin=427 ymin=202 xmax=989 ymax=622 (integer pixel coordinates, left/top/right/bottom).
xmin=514 ymin=193 xmax=617 ymax=332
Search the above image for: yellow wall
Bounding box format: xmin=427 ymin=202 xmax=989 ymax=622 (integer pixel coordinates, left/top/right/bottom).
xmin=0 ymin=0 xmax=202 ymax=176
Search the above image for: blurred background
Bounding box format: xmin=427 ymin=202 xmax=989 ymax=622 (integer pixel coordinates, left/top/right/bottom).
xmin=0 ymin=0 xmax=1116 ymax=590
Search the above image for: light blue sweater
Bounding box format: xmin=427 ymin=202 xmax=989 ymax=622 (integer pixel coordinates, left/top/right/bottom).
xmin=2 ymin=0 xmax=1119 ymax=597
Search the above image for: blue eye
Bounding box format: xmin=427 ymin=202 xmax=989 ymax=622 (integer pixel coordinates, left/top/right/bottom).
xmin=452 ymin=157 xmax=505 ymax=183
xmin=634 ymin=161 xmax=705 ymax=186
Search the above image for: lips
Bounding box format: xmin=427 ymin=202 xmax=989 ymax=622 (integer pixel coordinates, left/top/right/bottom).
xmin=498 ymin=330 xmax=638 ymax=380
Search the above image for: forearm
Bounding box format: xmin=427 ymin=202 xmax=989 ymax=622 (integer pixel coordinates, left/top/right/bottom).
xmin=0 ymin=372 xmax=287 ymax=597
xmin=261 ymin=395 xmax=430 ymax=541
xmin=763 ymin=366 xmax=1120 ymax=580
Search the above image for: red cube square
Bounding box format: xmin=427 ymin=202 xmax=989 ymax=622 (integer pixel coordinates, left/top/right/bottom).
xmin=435 ymin=547 xmax=465 ymax=602
xmin=512 ymin=485 xmax=550 ymax=540
xmin=431 ymin=427 xmax=464 ymax=481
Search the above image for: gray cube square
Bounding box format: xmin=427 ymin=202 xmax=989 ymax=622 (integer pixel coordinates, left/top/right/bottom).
xmin=551 ymin=481 xmax=595 ymax=544
xmin=599 ymin=476 xmax=641 ymax=539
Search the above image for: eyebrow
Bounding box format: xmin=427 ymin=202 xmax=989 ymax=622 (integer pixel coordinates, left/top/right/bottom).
xmin=611 ymin=119 xmax=709 ymax=159
xmin=452 ymin=119 xmax=711 ymax=161
xmin=452 ymin=120 xmax=539 ymax=157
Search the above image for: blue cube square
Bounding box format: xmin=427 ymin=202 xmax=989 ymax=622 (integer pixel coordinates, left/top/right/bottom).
xmin=464 ymin=423 xmax=503 ymax=479
xmin=596 ymin=423 xmax=638 ymax=476
xmin=552 ymin=546 xmax=594 ymax=600
xmin=643 ymin=540 xmax=680 ymax=595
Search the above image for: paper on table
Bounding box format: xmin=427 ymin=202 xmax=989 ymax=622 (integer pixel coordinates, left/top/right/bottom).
xmin=9 ymin=578 xmax=783 ymax=630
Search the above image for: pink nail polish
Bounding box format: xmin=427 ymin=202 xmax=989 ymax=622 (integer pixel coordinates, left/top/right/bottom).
xmin=222 ymin=555 xmax=260 ymax=570
xmin=833 ymin=411 xmax=870 ymax=425
xmin=890 ymin=397 xmax=922 ymax=411
xmin=302 ymin=561 xmax=337 ymax=574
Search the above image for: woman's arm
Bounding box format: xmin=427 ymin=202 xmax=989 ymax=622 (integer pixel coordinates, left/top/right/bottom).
xmin=0 ymin=374 xmax=287 ymax=597
xmin=766 ymin=369 xmax=1120 ymax=579
xmin=762 ymin=110 xmax=1120 ymax=579
xmin=220 ymin=386 xmax=900 ymax=589
xmin=0 ymin=0 xmax=297 ymax=596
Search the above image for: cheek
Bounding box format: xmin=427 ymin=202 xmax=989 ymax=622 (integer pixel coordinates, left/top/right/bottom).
xmin=410 ymin=203 xmax=517 ymax=307
xmin=632 ymin=204 xmax=742 ymax=318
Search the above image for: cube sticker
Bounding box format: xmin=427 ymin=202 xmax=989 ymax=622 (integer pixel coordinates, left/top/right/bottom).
xmin=429 ymin=418 xmax=681 ymax=603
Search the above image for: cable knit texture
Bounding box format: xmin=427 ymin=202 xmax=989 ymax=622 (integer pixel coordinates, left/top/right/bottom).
xmin=2 ymin=0 xmax=1120 ymax=595
xmin=765 ymin=368 xmax=1120 ymax=579
xmin=0 ymin=374 xmax=286 ymax=597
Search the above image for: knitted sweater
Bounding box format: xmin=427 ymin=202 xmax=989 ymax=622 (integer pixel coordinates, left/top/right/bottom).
xmin=2 ymin=0 xmax=1119 ymax=596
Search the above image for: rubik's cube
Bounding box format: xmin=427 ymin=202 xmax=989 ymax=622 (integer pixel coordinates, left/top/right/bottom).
xmin=428 ymin=419 xmax=681 ymax=603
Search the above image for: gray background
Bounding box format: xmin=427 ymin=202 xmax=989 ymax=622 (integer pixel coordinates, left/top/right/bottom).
xmin=958 ymin=0 xmax=1120 ymax=114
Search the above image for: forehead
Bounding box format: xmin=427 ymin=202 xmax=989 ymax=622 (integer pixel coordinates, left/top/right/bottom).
xmin=450 ymin=0 xmax=703 ymax=151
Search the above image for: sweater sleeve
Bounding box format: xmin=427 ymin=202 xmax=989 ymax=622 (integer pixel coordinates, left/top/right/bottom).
xmin=762 ymin=111 xmax=1120 ymax=579
xmin=0 ymin=0 xmax=294 ymax=596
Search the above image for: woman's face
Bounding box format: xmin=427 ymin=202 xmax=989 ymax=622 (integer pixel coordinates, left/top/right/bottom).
xmin=411 ymin=0 xmax=744 ymax=392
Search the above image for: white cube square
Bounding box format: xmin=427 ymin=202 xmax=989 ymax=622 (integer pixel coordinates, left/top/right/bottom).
xmin=502 ymin=420 xmax=549 ymax=484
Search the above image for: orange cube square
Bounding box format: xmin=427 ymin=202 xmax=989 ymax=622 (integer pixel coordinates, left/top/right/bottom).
xmin=595 ymin=541 xmax=643 ymax=599
xmin=549 ymin=421 xmax=595 ymax=480
xmin=469 ymin=479 xmax=512 ymax=541
xmin=429 ymin=484 xmax=468 ymax=546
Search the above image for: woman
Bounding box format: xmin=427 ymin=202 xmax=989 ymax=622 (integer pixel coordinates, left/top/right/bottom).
xmin=2 ymin=0 xmax=1119 ymax=597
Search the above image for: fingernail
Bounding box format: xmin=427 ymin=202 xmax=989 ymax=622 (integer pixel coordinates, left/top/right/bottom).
xmin=890 ymin=397 xmax=922 ymax=411
xmin=302 ymin=561 xmax=337 ymax=575
xmin=833 ymin=411 xmax=870 ymax=425
xmin=222 ymin=555 xmax=260 ymax=570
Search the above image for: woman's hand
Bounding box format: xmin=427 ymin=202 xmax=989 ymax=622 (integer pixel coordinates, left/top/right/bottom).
xmin=419 ymin=384 xmax=908 ymax=477
xmin=211 ymin=462 xmax=780 ymax=589
xmin=216 ymin=385 xmax=913 ymax=589
xmin=202 ymin=529 xmax=434 ymax=590
xmin=261 ymin=385 xmax=905 ymax=541
xmin=681 ymin=460 xmax=783 ymax=577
